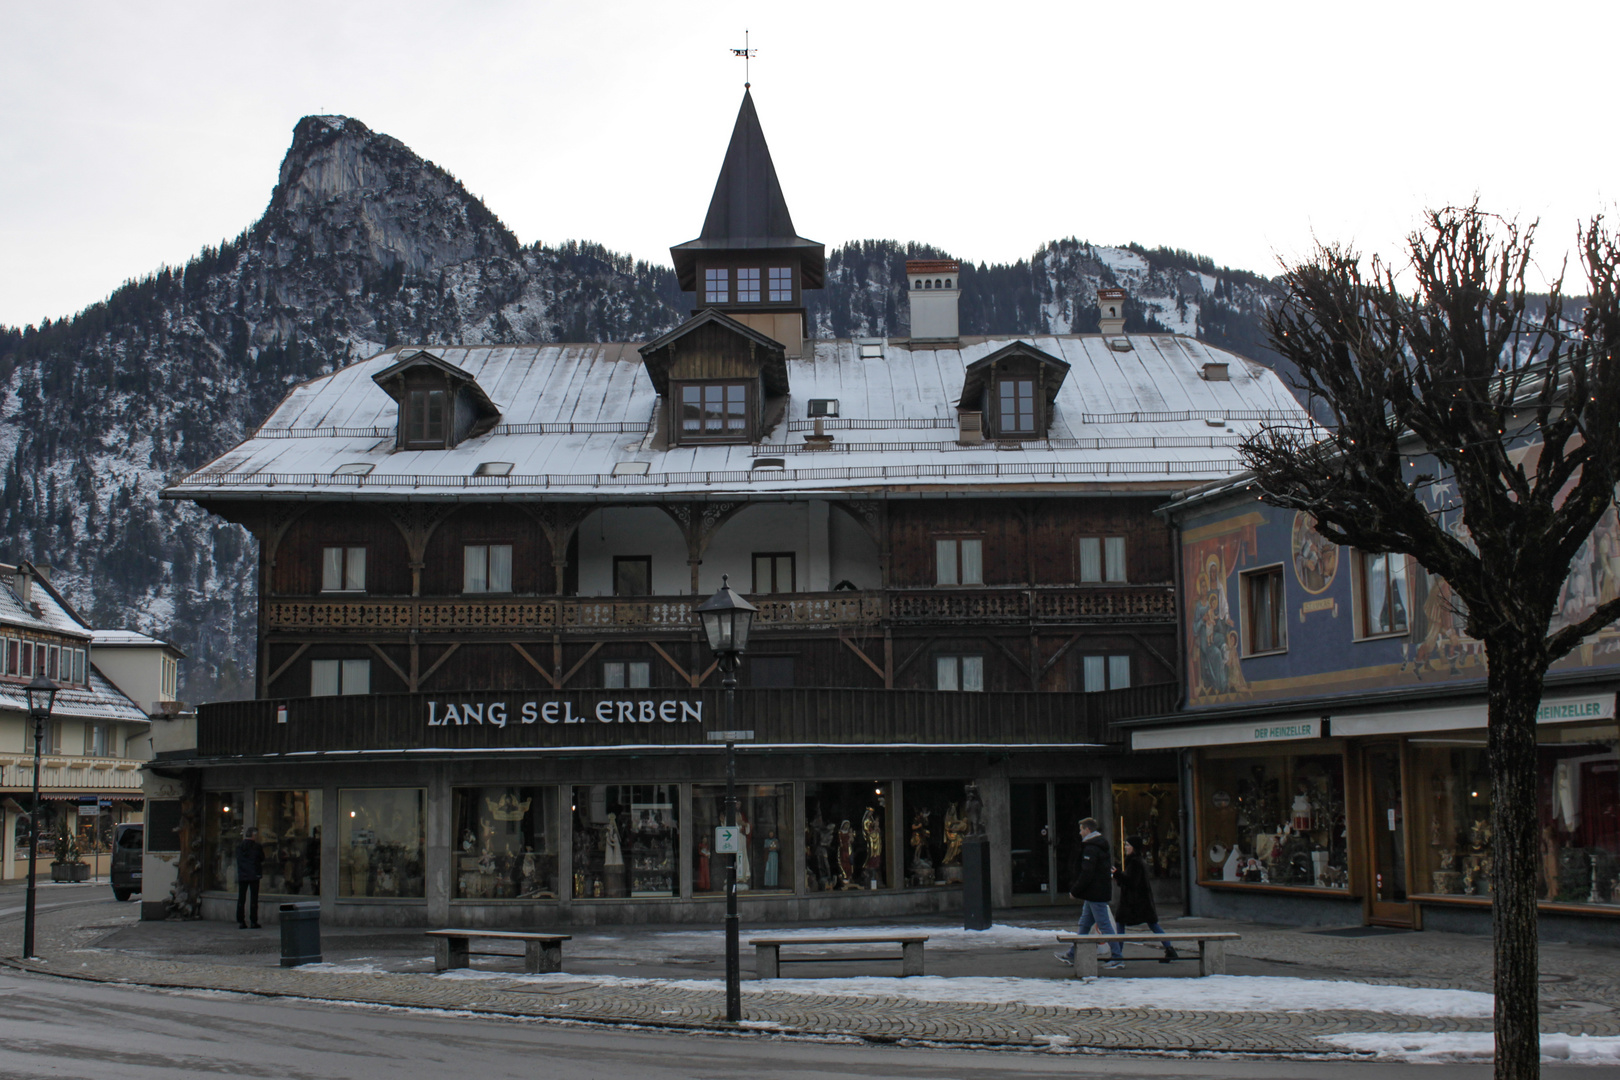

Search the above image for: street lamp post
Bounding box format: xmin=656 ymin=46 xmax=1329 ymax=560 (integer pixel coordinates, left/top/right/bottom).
xmin=22 ymin=673 xmax=59 ymax=960
xmin=695 ymin=575 xmax=756 ymax=1025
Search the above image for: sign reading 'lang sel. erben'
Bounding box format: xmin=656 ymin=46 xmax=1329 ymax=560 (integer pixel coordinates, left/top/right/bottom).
xmin=426 ymin=698 xmax=704 ymax=728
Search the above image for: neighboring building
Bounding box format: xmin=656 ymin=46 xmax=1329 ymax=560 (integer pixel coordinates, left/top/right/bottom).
xmin=0 ymin=563 xmax=152 ymax=880
xmin=160 ymin=91 xmax=1311 ymax=926
xmin=1127 ymin=463 xmax=1620 ymax=943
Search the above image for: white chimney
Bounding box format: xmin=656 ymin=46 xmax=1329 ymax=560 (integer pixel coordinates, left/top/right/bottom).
xmin=907 ymin=260 xmax=960 ymax=342
xmin=1097 ymin=288 xmax=1127 ymax=337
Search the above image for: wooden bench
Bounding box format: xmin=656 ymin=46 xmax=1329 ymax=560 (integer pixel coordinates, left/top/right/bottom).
xmin=426 ymin=929 xmax=571 ymax=974
xmin=750 ymin=934 xmax=927 ymax=979
xmin=1056 ymin=931 xmax=1241 ymax=978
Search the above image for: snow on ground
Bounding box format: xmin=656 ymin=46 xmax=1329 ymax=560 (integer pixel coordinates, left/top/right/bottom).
xmin=621 ymin=923 xmax=1061 ymax=957
xmin=1323 ymin=1033 xmax=1620 ymax=1064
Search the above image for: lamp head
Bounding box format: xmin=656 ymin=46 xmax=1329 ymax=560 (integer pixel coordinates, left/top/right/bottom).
xmin=695 ymin=574 xmax=758 ymax=659
xmin=24 ymin=673 xmax=58 ymax=721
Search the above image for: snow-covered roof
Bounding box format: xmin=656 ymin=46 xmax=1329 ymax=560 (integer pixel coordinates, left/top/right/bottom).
xmin=92 ymin=629 xmax=181 ymax=653
xmin=0 ymin=567 xmax=91 ymax=639
xmin=165 ymin=335 xmax=1311 ymax=501
xmin=0 ymin=667 xmax=148 ymax=725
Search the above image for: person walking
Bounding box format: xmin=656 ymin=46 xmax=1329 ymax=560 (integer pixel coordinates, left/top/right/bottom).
xmin=236 ymin=826 xmax=265 ymax=929
xmin=1114 ymin=835 xmax=1179 ymax=962
xmin=1056 ymin=817 xmax=1124 ymax=969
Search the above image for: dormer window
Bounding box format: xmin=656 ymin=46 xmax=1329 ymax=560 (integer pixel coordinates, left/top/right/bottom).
xmin=405 ymin=389 xmax=446 ymax=446
xmin=997 ymin=377 xmax=1037 ymax=435
xmin=680 ymin=381 xmax=750 ymax=440
xmin=957 ymin=340 xmax=1070 ymax=441
xmin=373 ymin=350 xmax=501 ymax=452
xmin=705 ymin=268 xmax=729 ymax=303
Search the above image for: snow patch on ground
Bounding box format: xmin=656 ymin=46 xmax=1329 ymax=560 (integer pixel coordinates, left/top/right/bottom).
xmin=634 ymin=923 xmax=1062 ymax=956
xmin=1323 ymin=1032 xmax=1620 ymax=1064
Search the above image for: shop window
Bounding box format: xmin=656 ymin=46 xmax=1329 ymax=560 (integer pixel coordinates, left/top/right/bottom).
xmin=203 ymin=791 xmax=243 ymax=892
xmin=736 ymin=267 xmax=761 ymax=303
xmin=1079 ymin=536 xmax=1127 ymax=583
xmin=1241 ymin=566 xmax=1288 ymax=654
xmin=935 ymin=537 xmax=983 ymax=586
xmin=752 ymin=552 xmax=795 ymax=594
xmin=603 ymin=660 xmax=650 ymax=689
xmin=678 ymin=382 xmax=750 ymax=441
xmin=750 ymin=656 xmax=795 ymax=688
xmin=463 ymin=544 xmax=513 ymax=593
xmin=936 ymin=655 xmax=984 ymax=692
xmin=613 ymin=556 xmax=652 ymax=597
xmin=453 ymin=787 xmax=557 ymax=900
xmin=1358 ymin=550 xmax=1410 ymax=637
xmin=704 ymin=267 xmax=729 ymax=303
xmin=338 ymin=788 xmax=425 ymax=898
xmin=15 ymin=801 xmax=65 ymax=861
xmin=321 ymin=546 xmax=367 ymax=593
xmin=804 ymin=781 xmax=890 ymax=891
xmin=256 ymin=790 xmax=322 ymax=897
xmin=1082 ymin=655 xmax=1131 ymax=692
xmin=571 ymin=785 xmax=679 ymax=898
xmin=311 ymin=659 xmax=370 ymax=697
xmin=995 ymin=377 xmax=1037 ymax=436
xmin=1409 ymin=719 xmax=1620 ymax=906
xmin=1197 ymin=752 xmax=1348 ymax=889
xmin=1112 ymin=781 xmax=1183 ymax=882
xmin=768 ymin=266 xmax=792 ymax=302
xmin=692 ymin=783 xmax=792 ymax=894
xmin=901 ymin=779 xmax=973 ymax=888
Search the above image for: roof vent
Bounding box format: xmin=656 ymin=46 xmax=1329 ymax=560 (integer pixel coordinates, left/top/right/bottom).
xmin=1108 ymin=338 xmax=1134 ymax=352
xmin=332 ymin=463 xmax=375 ymax=476
xmin=807 ymin=399 xmax=839 ymax=417
xmin=1205 ymin=417 xmax=1227 ymax=428
xmin=857 ymin=342 xmax=883 ymax=360
xmin=1098 ymin=287 xmax=1127 ymax=337
xmin=612 ymin=461 xmax=650 ymax=476
xmin=474 ymin=461 xmax=514 ymax=476
xmin=1201 ymin=362 xmax=1230 ymax=381
xmin=751 ymin=457 xmax=787 ymax=470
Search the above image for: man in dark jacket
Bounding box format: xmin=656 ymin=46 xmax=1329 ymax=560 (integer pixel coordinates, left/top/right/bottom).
xmin=236 ymin=827 xmax=265 ymax=929
xmin=1057 ymin=817 xmax=1123 ymax=968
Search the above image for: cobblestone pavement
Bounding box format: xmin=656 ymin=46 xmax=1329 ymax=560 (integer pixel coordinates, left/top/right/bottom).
xmin=3 ymin=888 xmax=1616 ymax=1058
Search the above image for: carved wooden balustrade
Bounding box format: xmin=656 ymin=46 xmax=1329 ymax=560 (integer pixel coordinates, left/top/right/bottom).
xmin=265 ymin=585 xmax=1173 ymax=635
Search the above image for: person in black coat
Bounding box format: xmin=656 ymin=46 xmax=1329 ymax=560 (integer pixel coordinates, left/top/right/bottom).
xmin=1114 ymin=835 xmax=1179 ymax=961
xmin=1056 ymin=817 xmax=1124 ymax=968
xmin=236 ymin=827 xmax=265 ymax=929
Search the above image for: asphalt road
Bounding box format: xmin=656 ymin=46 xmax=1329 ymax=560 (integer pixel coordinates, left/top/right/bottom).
xmin=0 ymin=970 xmax=1598 ymax=1080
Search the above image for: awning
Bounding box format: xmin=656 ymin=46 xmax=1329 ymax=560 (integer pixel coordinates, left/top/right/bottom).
xmin=1330 ymin=693 xmax=1615 ymax=738
xmin=1131 ymin=717 xmax=1322 ymax=751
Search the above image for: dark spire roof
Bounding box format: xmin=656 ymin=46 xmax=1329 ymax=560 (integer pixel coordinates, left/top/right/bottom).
xmin=671 ymin=91 xmax=824 ymax=291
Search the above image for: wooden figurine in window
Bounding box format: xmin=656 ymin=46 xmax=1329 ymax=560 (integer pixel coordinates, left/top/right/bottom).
xmin=762 ymin=832 xmax=780 ymax=888
xmin=861 ymin=807 xmax=883 ymax=888
xmin=696 ymin=836 xmax=711 ymax=891
xmin=909 ymin=808 xmax=933 ymax=886
xmin=836 ymin=819 xmax=855 ymax=888
xmin=603 ymin=812 xmax=626 ymax=898
xmin=735 ymin=810 xmax=752 ymax=889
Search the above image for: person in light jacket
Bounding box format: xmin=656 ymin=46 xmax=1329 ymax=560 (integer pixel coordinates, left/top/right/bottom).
xmin=1114 ymin=835 xmax=1178 ymax=962
xmin=236 ymin=827 xmax=265 ymax=929
xmin=1056 ymin=817 xmax=1124 ymax=969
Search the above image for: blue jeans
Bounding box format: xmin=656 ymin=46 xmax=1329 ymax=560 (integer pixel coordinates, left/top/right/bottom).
xmin=1064 ymin=900 xmax=1123 ymax=959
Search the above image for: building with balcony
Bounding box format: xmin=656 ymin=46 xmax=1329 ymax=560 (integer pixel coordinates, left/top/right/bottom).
xmin=160 ymin=91 xmax=1312 ymax=926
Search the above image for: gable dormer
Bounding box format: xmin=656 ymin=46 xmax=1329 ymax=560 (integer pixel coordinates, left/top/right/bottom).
xmin=957 ymin=341 xmax=1070 ymax=441
xmin=638 ymin=309 xmax=790 ymax=447
xmin=372 ymin=350 xmax=501 ymax=451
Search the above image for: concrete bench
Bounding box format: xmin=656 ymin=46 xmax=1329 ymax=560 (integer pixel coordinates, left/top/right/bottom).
xmin=750 ymin=934 xmax=927 ymax=979
xmin=426 ymin=929 xmax=571 ymax=974
xmin=1056 ymin=931 xmax=1241 ymax=978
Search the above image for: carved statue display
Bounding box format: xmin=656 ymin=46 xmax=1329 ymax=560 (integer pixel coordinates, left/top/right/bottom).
xmin=836 ymin=819 xmax=855 ymax=888
xmin=941 ymin=802 xmax=966 ymax=866
xmin=963 ymin=783 xmax=985 ymax=838
xmin=861 ymin=807 xmax=883 ymax=886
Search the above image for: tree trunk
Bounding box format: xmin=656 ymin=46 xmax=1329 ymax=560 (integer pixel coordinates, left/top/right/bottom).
xmin=1485 ymin=638 xmax=1547 ymax=1080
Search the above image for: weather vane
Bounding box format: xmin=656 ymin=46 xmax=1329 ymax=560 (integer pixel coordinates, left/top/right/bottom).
xmin=730 ymin=29 xmax=756 ymax=88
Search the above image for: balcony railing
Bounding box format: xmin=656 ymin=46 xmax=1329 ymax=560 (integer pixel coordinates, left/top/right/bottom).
xmin=195 ymin=683 xmax=1179 ymax=758
xmin=265 ymin=586 xmax=1174 ymax=635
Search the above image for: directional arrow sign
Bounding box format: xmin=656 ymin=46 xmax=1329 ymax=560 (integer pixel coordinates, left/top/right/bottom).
xmin=714 ymin=825 xmax=742 ymax=854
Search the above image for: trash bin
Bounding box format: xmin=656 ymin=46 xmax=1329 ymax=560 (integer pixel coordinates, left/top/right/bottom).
xmin=279 ymin=901 xmax=322 ymax=967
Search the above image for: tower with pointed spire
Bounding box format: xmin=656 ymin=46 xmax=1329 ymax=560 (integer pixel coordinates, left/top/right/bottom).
xmin=670 ymin=91 xmax=825 ymax=358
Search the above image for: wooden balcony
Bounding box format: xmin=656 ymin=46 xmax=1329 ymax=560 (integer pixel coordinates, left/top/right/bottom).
xmin=264 ymin=586 xmax=1173 ymax=636
xmin=195 ymin=683 xmax=1179 ymax=758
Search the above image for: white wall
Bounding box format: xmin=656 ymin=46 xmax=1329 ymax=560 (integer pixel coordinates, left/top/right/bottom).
xmin=829 ymin=506 xmax=882 ymax=589
xmin=91 ymin=648 xmax=168 ymax=713
xmin=575 ymin=507 xmax=690 ymax=596
xmin=700 ymin=502 xmax=813 ymax=594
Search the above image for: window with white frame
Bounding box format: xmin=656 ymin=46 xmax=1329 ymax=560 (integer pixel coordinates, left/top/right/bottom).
xmin=161 ymin=654 xmax=177 ymax=699
xmin=736 ymin=268 xmax=760 ymax=303
xmin=311 ymin=659 xmax=371 ymax=697
xmin=463 ymin=544 xmax=513 ymax=593
xmin=768 ymin=267 xmax=792 ymax=302
xmin=603 ymin=660 xmax=650 ymax=689
xmin=1079 ymin=536 xmax=1127 ymax=583
xmin=84 ymin=722 xmax=109 ymax=757
xmin=1082 ymin=654 xmax=1132 ymax=692
xmin=935 ymin=538 xmax=984 ymax=586
xmin=72 ymin=648 xmax=85 ymax=686
xmin=47 ymin=645 xmax=59 ymax=682
xmin=936 ymin=655 xmax=985 ymax=692
xmin=704 ymin=267 xmax=729 ymax=303
xmin=321 ymin=546 xmax=367 ymax=592
xmin=1 ymin=638 xmax=12 ymax=676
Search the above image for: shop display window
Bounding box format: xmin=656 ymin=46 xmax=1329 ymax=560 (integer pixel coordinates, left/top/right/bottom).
xmin=1112 ymin=781 xmax=1182 ymax=881
xmin=453 ymin=787 xmax=558 ymax=900
xmin=1410 ymin=721 xmax=1620 ymax=906
xmin=338 ymin=789 xmax=425 ymax=899
xmin=75 ymin=807 xmax=113 ymax=855
xmin=901 ymin=780 xmax=972 ymax=888
xmin=571 ymin=785 xmax=678 ymax=898
xmin=804 ymin=781 xmax=890 ymax=891
xmin=14 ymin=802 xmax=65 ymax=861
xmin=204 ymin=792 xmax=243 ymax=891
xmin=1197 ymin=753 xmax=1349 ymax=889
xmin=692 ymin=784 xmax=791 ymax=894
xmin=256 ymin=790 xmax=322 ymax=896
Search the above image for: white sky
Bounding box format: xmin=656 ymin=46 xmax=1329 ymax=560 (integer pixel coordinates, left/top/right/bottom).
xmin=2 ymin=0 xmax=1614 ymax=328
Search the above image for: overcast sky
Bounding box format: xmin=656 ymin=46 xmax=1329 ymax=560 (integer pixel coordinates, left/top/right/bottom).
xmin=3 ymin=0 xmax=1614 ymax=328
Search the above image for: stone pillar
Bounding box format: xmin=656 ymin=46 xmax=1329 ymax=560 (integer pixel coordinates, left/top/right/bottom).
xmin=979 ymin=774 xmax=1013 ymax=909
xmin=320 ymin=780 xmax=339 ymax=922
xmin=425 ymin=766 xmax=451 ymax=925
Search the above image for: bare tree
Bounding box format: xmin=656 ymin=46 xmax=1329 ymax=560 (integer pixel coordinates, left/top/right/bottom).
xmin=1242 ymin=206 xmax=1620 ymax=1080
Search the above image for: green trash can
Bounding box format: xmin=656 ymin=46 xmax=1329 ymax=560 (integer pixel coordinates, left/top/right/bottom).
xmin=279 ymin=901 xmax=322 ymax=967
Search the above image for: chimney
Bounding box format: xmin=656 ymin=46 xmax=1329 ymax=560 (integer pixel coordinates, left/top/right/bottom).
xmin=14 ymin=564 xmax=32 ymax=603
xmin=34 ymin=563 xmax=51 ymax=583
xmin=907 ymin=260 xmax=961 ymax=342
xmin=957 ymin=410 xmax=984 ymax=446
xmin=1097 ymin=288 xmax=1127 ymax=337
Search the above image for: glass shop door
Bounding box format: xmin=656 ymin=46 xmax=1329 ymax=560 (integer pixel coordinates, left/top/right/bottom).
xmin=1365 ymin=744 xmax=1416 ymax=927
xmin=1010 ymin=782 xmax=1095 ymax=905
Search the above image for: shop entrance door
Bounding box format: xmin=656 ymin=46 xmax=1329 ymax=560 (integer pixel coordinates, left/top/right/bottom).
xmin=1365 ymin=744 xmax=1415 ymax=927
xmin=1009 ymin=782 xmax=1093 ymax=905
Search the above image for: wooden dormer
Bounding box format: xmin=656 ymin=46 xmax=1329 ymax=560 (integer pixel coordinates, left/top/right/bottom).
xmin=372 ymin=350 xmax=502 ymax=451
xmin=957 ymin=341 xmax=1071 ymax=440
xmin=638 ymin=309 xmax=790 ymax=447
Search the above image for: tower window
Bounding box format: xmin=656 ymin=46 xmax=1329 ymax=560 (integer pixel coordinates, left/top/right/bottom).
xmin=704 ymin=268 xmax=729 ymax=304
xmin=737 ymin=268 xmax=760 ymax=303
xmin=768 ymin=267 xmax=792 ymax=302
